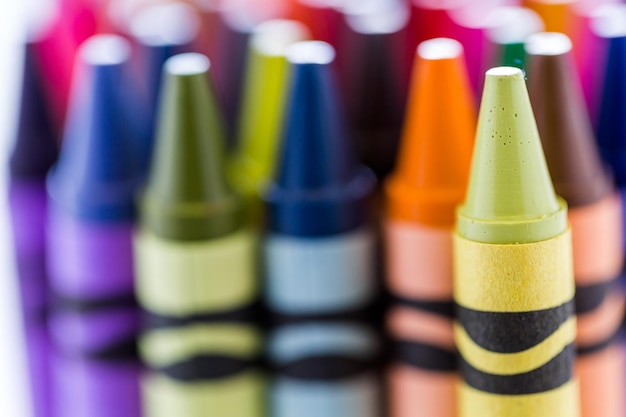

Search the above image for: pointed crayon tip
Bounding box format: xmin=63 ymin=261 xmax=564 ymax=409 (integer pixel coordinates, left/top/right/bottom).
xmin=47 ymin=34 xmax=139 ymax=221
xmin=526 ymin=32 xmax=612 ymax=207
xmin=457 ymin=66 xmax=567 ymax=244
xmin=386 ymin=38 xmax=475 ymax=228
xmin=230 ymin=19 xmax=310 ymax=198
xmin=10 ymin=41 xmax=58 ymax=180
xmin=265 ymin=40 xmax=376 ymax=236
xmin=141 ymin=53 xmax=241 ymax=241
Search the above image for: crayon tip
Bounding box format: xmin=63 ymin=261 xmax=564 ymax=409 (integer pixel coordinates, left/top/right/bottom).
xmin=386 ymin=38 xmax=475 ymax=228
xmin=485 ymin=6 xmax=544 ymax=68
xmin=266 ymin=40 xmax=376 ymax=236
xmin=47 ymin=34 xmax=139 ymax=221
xmin=457 ymin=66 xmax=567 ymax=244
xmin=141 ymin=53 xmax=241 ymax=241
xmin=526 ymin=32 xmax=612 ymax=207
xmin=10 ymin=42 xmax=58 ymax=180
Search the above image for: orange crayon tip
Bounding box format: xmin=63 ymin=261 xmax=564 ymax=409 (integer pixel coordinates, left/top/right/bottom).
xmin=386 ymin=38 xmax=476 ymax=228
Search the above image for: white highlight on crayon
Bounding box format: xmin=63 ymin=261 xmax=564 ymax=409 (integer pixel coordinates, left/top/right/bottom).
xmin=130 ymin=3 xmax=200 ymax=47
xmin=344 ymin=0 xmax=409 ymax=35
xmin=487 ymin=66 xmax=523 ymax=77
xmin=287 ymin=41 xmax=336 ymax=65
xmin=591 ymin=4 xmax=626 ymax=38
xmin=525 ymin=32 xmax=573 ymax=56
xmin=485 ymin=6 xmax=544 ymax=44
xmin=418 ymin=38 xmax=464 ymax=60
xmin=81 ymin=35 xmax=131 ymax=66
xmin=166 ymin=53 xmax=211 ymax=76
xmin=252 ymin=20 xmax=311 ymax=57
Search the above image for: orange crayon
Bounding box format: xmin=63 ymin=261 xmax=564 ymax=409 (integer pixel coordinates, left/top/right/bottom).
xmin=385 ymin=38 xmax=475 ymax=417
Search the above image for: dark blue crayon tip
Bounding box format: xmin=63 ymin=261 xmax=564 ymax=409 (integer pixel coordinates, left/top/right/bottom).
xmin=597 ymin=34 xmax=626 ymax=185
xmin=265 ymin=41 xmax=376 ymax=237
xmin=129 ymin=3 xmax=200 ymax=173
xmin=10 ymin=42 xmax=58 ymax=180
xmin=47 ymin=35 xmax=141 ymax=222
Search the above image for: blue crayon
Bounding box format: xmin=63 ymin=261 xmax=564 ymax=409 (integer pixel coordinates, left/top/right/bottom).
xmin=263 ymin=40 xmax=380 ymax=417
xmin=8 ymin=36 xmax=59 ymax=417
xmin=128 ymin=2 xmax=201 ymax=174
xmin=46 ymin=35 xmax=142 ymax=417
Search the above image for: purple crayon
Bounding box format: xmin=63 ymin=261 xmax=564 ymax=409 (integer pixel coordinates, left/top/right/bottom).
xmin=8 ymin=35 xmax=59 ymax=417
xmin=46 ymin=35 xmax=142 ymax=417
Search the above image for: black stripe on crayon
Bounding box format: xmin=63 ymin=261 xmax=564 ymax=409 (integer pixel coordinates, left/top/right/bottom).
xmin=577 ymin=326 xmax=623 ymax=356
xmin=460 ymin=343 xmax=575 ymax=395
xmin=84 ymin=337 xmax=138 ymax=361
xmin=154 ymin=355 xmax=257 ymax=381
xmin=456 ymin=300 xmax=575 ymax=353
xmin=143 ymin=302 xmax=260 ymax=331
xmin=575 ymin=279 xmax=617 ymax=315
xmin=51 ymin=291 xmax=137 ymax=313
xmin=393 ymin=340 xmax=457 ymax=372
xmin=271 ymin=303 xmax=379 ymax=327
xmin=275 ymin=355 xmax=373 ymax=381
xmin=391 ymin=295 xmax=455 ymax=318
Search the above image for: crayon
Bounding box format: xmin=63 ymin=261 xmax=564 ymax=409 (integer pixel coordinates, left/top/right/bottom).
xmin=339 ymin=0 xmax=410 ymax=178
xmin=8 ymin=37 xmax=59 ymax=417
xmin=526 ymin=32 xmax=625 ymax=417
xmin=46 ymin=35 xmax=142 ymax=417
xmin=291 ymin=0 xmax=346 ymax=47
xmin=406 ymin=0 xmax=503 ymax=94
xmin=229 ymin=19 xmax=310 ymax=224
xmin=454 ymin=66 xmax=579 ymax=417
xmin=522 ymin=0 xmax=576 ymax=33
xmin=134 ymin=53 xmax=263 ymax=417
xmin=483 ymin=6 xmax=544 ymax=70
xmin=212 ymin=1 xmax=288 ymax=143
xmin=385 ymin=38 xmax=475 ymax=417
xmin=263 ymin=40 xmax=380 ymax=417
xmin=128 ymin=2 xmax=201 ymax=174
xmin=572 ymin=2 xmax=614 ymax=121
xmin=595 ymin=5 xmax=626 ymax=188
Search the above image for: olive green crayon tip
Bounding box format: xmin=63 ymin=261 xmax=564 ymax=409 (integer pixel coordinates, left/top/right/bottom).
xmin=457 ymin=66 xmax=567 ymax=244
xmin=142 ymin=53 xmax=242 ymax=241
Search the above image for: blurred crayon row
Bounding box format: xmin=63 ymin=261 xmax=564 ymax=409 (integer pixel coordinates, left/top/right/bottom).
xmin=6 ymin=0 xmax=626 ymax=417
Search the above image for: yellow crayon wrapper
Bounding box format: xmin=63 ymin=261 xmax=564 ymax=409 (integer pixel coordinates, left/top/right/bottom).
xmin=142 ymin=370 xmax=265 ymax=417
xmin=454 ymin=230 xmax=578 ymax=417
xmin=135 ymin=228 xmax=259 ymax=316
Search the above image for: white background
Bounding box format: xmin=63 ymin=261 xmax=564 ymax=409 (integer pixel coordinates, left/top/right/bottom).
xmin=0 ymin=1 xmax=41 ymax=416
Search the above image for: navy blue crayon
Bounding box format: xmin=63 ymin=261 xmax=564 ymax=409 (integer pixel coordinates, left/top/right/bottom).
xmin=263 ymin=40 xmax=380 ymax=417
xmin=46 ymin=34 xmax=142 ymax=417
xmin=128 ymin=2 xmax=201 ymax=174
xmin=8 ymin=35 xmax=59 ymax=417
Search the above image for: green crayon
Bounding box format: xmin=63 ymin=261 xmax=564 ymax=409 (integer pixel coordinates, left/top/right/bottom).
xmin=484 ymin=7 xmax=544 ymax=70
xmin=454 ymin=67 xmax=579 ymax=417
xmin=134 ymin=53 xmax=263 ymax=417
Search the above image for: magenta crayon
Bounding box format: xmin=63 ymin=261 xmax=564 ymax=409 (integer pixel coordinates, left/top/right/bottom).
xmin=8 ymin=36 xmax=59 ymax=417
xmin=46 ymin=35 xmax=142 ymax=417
